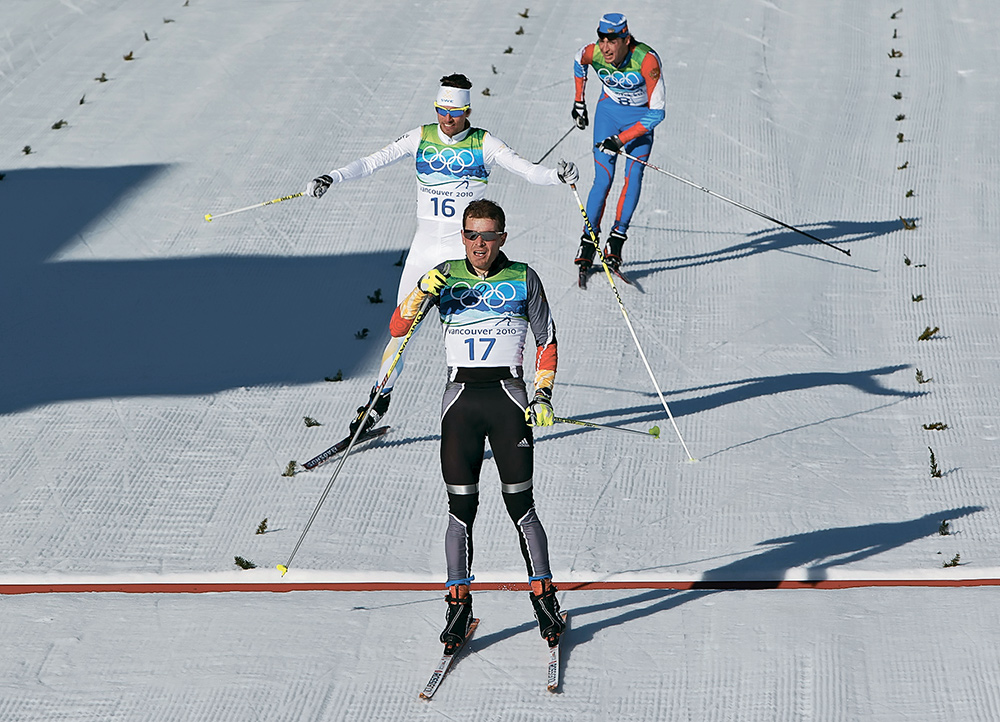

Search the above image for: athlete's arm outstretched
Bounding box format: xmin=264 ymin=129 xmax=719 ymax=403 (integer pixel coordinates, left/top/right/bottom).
xmin=327 ymin=128 xmax=422 ymax=184
xmin=483 ymin=133 xmax=561 ymax=186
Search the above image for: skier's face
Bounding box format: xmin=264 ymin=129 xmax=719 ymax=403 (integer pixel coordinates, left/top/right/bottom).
xmin=462 ymin=216 xmax=506 ymax=274
xmin=598 ymin=34 xmax=630 ymax=66
xmin=436 ymin=105 xmax=471 ymax=138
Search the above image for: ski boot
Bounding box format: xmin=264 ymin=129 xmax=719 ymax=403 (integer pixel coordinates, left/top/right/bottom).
xmin=576 ymin=234 xmax=598 ymax=287
xmin=440 ymin=589 xmax=474 ymax=655
xmin=575 ymin=233 xmax=597 ymax=270
xmin=349 ymin=386 xmax=391 ymax=438
xmin=603 ymin=231 xmax=627 ymax=273
xmin=529 ymin=581 xmax=566 ymax=648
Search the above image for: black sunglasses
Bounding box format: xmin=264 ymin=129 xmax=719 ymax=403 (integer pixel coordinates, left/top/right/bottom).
xmin=462 ymin=229 xmax=505 ymax=242
xmin=598 ymin=31 xmax=626 ymax=41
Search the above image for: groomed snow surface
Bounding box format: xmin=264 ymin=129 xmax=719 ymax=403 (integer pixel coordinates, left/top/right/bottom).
xmin=2 ymin=0 xmax=999 ymax=719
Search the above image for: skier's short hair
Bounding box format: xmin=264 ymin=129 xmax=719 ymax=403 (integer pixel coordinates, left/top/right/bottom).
xmin=464 ymin=199 xmax=505 ymax=231
xmin=440 ymin=73 xmax=473 ymax=90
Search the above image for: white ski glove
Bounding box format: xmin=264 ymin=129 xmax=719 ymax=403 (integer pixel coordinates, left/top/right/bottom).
xmin=557 ymin=160 xmax=579 ymax=184
xmin=306 ymin=174 xmax=333 ymax=198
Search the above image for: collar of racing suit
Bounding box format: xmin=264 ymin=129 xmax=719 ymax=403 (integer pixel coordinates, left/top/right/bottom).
xmin=435 ymin=124 xmax=472 ymax=144
xmin=465 ymin=251 xmax=511 ymax=280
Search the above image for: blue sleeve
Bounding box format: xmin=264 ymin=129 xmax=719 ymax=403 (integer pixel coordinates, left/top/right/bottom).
xmin=638 ymin=108 xmax=665 ymax=133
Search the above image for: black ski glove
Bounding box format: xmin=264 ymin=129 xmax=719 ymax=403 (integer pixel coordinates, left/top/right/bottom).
xmin=597 ymin=135 xmax=624 ymax=156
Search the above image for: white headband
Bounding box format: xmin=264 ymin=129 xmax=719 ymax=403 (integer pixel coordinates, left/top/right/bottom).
xmin=436 ymin=86 xmax=471 ymax=108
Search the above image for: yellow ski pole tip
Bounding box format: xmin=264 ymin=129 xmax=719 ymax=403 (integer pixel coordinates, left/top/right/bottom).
xmin=649 ymin=426 xmax=661 ymax=438
xmin=204 ymin=214 xmax=213 ymax=222
xmin=276 ymin=564 xmax=288 ymax=576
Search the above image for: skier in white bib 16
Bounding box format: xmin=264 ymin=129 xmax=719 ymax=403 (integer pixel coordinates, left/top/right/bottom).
xmin=305 ymin=74 xmax=579 ymax=437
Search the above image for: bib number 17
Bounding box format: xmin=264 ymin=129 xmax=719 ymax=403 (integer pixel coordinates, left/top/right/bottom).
xmin=430 ymin=197 xmax=456 ymax=217
xmin=465 ymin=337 xmax=495 ymax=361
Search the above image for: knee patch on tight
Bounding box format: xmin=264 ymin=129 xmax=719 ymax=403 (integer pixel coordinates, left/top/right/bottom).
xmin=501 ymin=488 xmax=534 ymax=523
xmin=447 ymin=491 xmax=479 ymax=527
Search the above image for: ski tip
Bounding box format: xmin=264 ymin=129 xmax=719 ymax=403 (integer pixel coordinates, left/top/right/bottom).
xmin=204 ymin=213 xmax=212 ymax=222
xmin=685 ymin=456 xmax=699 ymax=464
xmin=649 ymin=425 xmax=661 ymax=439
xmin=276 ymin=564 xmax=288 ymax=576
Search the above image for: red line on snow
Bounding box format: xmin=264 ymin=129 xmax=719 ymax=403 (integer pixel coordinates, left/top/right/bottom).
xmin=2 ymin=578 xmax=999 ymax=595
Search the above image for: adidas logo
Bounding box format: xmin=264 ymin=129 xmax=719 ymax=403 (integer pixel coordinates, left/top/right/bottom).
xmin=517 ymin=438 xmax=531 ymax=448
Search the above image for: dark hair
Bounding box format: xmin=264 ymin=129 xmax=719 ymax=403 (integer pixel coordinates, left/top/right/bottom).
xmin=463 ymin=199 xmax=505 ymax=231
xmin=440 ymin=73 xmax=473 ymax=90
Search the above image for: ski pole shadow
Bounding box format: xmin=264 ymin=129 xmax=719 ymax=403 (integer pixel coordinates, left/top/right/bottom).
xmin=542 ymin=365 xmax=921 ymax=446
xmin=466 ymin=618 xmax=538 ymax=654
xmin=370 ymin=433 xmax=440 ymax=449
xmin=465 ymin=609 xmax=584 ymax=680
xmin=467 ymin=588 xmax=712 ymax=677
xmin=564 ymin=505 xmax=985 ymax=642
xmin=624 ymin=218 xmax=904 ymax=281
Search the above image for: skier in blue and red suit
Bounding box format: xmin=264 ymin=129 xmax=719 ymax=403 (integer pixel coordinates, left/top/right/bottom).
xmin=572 ymin=13 xmax=666 ymax=273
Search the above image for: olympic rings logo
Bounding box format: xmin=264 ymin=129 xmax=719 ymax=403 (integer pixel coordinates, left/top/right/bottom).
xmin=420 ymin=147 xmax=477 ymax=173
xmin=597 ymin=68 xmax=643 ymax=89
xmin=449 ymin=281 xmax=517 ymax=309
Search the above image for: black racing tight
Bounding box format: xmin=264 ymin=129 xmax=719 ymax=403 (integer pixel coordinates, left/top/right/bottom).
xmin=440 ymin=379 xmax=553 ymax=584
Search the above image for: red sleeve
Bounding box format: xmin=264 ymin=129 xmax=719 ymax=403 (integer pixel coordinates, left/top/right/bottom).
xmin=641 ymin=52 xmax=662 ymax=105
xmin=536 ymin=342 xmax=558 ymax=375
xmin=618 ymin=52 xmax=665 ymax=143
xmin=389 ymin=307 xmax=414 ymax=338
xmin=574 ymin=44 xmax=596 ymax=102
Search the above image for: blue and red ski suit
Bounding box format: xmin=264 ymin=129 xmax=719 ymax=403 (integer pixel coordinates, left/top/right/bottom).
xmin=574 ymin=39 xmax=666 ymax=238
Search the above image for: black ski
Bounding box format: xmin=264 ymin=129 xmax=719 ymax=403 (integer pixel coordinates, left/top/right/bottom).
xmin=607 ymin=264 xmax=634 ymax=285
xmin=546 ymin=612 xmax=569 ymax=692
xmin=579 ymin=264 xmax=633 ymax=289
xmin=301 ymin=426 xmax=391 ymax=470
xmin=419 ymin=618 xmax=480 ymax=700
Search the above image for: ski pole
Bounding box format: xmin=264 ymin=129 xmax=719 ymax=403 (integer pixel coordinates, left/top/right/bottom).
xmin=535 ymin=125 xmax=577 ymax=164
xmin=569 ymin=184 xmax=696 ymax=462
xmin=204 ymin=192 xmax=304 ymax=222
xmin=277 ymin=281 xmax=442 ymax=576
xmin=614 ymin=149 xmax=850 ymax=257
xmin=555 ymin=416 xmax=660 ymax=438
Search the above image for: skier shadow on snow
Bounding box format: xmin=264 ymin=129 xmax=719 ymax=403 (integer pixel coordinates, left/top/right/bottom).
xmin=540 ymin=365 xmax=921 ymax=445
xmin=563 ymin=505 xmax=984 ymax=647
xmin=623 ymin=218 xmax=904 ymax=280
xmin=0 ymin=166 xmax=403 ymax=414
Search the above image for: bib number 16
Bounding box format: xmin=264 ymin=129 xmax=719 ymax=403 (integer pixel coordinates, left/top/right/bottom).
xmin=430 ymin=197 xmax=456 ymax=217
